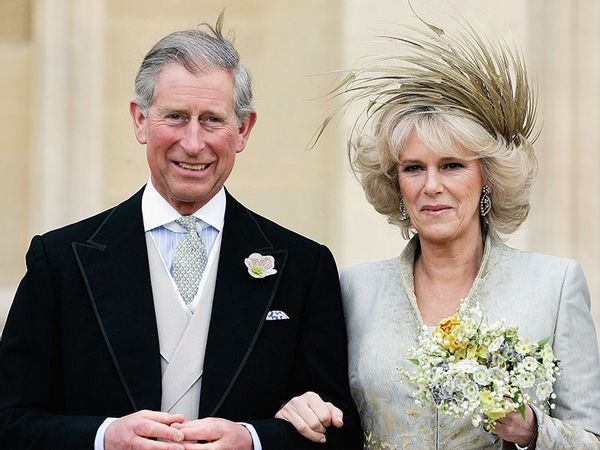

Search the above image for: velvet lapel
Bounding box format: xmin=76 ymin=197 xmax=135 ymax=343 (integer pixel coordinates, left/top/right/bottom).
xmin=72 ymin=187 xmax=161 ymax=412
xmin=199 ymin=192 xmax=288 ymax=417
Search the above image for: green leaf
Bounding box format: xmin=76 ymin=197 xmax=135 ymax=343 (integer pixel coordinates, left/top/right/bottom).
xmin=409 ymin=358 xmax=420 ymax=366
xmin=538 ymin=336 xmax=551 ymax=348
xmin=518 ymin=402 xmax=527 ymax=421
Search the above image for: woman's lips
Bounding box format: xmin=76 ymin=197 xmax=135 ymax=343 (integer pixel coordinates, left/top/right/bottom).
xmin=421 ymin=205 xmax=452 ymax=215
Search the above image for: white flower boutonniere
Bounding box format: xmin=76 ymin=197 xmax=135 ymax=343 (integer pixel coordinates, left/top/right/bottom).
xmin=244 ymin=253 xmax=277 ymax=279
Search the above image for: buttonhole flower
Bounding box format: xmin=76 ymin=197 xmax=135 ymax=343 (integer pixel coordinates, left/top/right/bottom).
xmin=244 ymin=253 xmax=277 ymax=279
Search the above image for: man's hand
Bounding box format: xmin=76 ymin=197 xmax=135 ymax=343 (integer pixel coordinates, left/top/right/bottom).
xmin=275 ymin=391 xmax=344 ymax=443
xmin=492 ymin=404 xmax=537 ymax=448
xmin=104 ymin=410 xmax=186 ymax=450
xmin=172 ymin=417 xmax=253 ymax=450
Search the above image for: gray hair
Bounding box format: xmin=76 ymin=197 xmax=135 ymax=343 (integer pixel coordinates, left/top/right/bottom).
xmin=134 ymin=15 xmax=253 ymax=122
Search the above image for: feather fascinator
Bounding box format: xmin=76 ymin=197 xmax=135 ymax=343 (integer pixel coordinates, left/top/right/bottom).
xmin=310 ymin=16 xmax=539 ymax=149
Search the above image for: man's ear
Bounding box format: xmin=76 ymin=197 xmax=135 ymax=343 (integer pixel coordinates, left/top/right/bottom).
xmin=235 ymin=111 xmax=257 ymax=154
xmin=130 ymin=100 xmax=148 ymax=145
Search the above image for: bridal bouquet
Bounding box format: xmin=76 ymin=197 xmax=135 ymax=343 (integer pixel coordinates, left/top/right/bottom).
xmin=401 ymin=300 xmax=560 ymax=430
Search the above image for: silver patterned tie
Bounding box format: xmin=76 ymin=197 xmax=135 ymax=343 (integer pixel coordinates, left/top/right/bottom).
xmin=172 ymin=216 xmax=208 ymax=305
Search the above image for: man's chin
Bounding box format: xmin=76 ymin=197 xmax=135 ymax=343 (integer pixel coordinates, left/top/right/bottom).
xmin=166 ymin=188 xmax=220 ymax=213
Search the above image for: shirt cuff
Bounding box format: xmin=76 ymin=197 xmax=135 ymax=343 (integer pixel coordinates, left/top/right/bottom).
xmin=238 ymin=422 xmax=262 ymax=450
xmin=94 ymin=417 xmax=118 ymax=450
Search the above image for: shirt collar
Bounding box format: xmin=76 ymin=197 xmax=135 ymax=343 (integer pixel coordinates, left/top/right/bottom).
xmin=141 ymin=177 xmax=226 ymax=233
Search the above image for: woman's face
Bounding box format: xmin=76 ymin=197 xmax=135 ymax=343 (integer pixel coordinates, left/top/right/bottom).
xmin=397 ymin=131 xmax=484 ymax=246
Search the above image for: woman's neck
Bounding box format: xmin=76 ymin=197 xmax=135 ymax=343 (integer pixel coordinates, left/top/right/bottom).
xmin=413 ymin=231 xmax=485 ymax=325
xmin=416 ymin=233 xmax=484 ymax=284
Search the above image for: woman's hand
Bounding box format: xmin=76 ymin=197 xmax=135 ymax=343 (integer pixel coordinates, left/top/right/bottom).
xmin=493 ymin=404 xmax=537 ymax=448
xmin=275 ymin=391 xmax=344 ymax=443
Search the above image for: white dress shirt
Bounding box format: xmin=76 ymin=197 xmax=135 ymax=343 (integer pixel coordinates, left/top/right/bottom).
xmin=143 ymin=180 xmax=224 ymax=314
xmin=95 ymin=180 xmax=262 ymax=450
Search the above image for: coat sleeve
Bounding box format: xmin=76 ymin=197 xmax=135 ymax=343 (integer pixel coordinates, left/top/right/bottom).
xmin=0 ymin=236 xmax=104 ymax=450
xmin=249 ymin=245 xmax=364 ymax=449
xmin=533 ymin=260 xmax=600 ymax=448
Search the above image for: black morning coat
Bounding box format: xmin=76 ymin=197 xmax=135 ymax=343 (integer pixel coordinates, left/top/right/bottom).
xmin=0 ymin=187 xmax=363 ymax=450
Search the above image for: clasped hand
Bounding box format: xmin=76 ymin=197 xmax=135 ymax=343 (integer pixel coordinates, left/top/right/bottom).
xmin=105 ymin=410 xmax=253 ymax=450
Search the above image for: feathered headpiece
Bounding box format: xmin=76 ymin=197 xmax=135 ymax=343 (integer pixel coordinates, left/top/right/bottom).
xmin=310 ymin=15 xmax=538 ymax=149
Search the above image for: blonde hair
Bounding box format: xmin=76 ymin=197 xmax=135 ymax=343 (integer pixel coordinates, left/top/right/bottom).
xmin=310 ymin=19 xmax=540 ymax=240
xmin=352 ymin=106 xmax=537 ymax=240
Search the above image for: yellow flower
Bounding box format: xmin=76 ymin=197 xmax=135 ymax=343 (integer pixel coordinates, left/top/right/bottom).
xmin=466 ymin=345 xmax=480 ymax=359
xmin=434 ymin=316 xmax=466 ymax=352
xmin=479 ymin=391 xmax=514 ymax=420
xmin=437 ymin=316 xmax=460 ymax=334
xmin=482 ymin=335 xmax=493 ymax=347
xmin=485 ymin=407 xmax=513 ymax=421
xmin=477 ymin=345 xmax=488 ymax=359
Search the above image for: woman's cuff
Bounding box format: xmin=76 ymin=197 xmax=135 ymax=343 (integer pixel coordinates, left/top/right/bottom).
xmin=515 ymin=406 xmax=539 ymax=450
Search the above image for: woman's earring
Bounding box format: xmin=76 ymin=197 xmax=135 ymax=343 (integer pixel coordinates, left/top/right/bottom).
xmin=400 ymin=196 xmax=409 ymax=221
xmin=480 ymin=185 xmax=491 ymax=217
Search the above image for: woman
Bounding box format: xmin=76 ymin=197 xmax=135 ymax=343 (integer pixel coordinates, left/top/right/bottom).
xmin=276 ymin=21 xmax=600 ymax=449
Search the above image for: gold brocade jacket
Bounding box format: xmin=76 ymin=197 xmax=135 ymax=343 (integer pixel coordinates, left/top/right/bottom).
xmin=341 ymin=235 xmax=600 ymax=449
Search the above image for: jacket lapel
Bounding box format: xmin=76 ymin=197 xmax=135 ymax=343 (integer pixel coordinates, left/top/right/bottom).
xmin=199 ymin=192 xmax=288 ymax=417
xmin=72 ymin=188 xmax=162 ymax=412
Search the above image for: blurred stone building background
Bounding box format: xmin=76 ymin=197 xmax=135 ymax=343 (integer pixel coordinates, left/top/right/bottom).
xmin=1 ymin=0 xmax=599 ymax=347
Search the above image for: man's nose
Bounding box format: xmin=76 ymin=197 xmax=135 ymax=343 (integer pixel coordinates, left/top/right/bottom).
xmin=180 ymin=121 xmax=204 ymax=154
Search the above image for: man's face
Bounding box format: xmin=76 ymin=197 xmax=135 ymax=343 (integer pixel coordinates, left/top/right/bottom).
xmin=130 ymin=63 xmax=256 ymax=215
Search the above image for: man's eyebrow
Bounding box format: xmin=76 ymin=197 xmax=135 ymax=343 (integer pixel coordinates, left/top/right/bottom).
xmin=155 ymin=105 xmax=183 ymax=113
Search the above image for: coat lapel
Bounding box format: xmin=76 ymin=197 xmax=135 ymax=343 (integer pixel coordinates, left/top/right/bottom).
xmin=72 ymin=188 xmax=162 ymax=412
xmin=199 ymin=192 xmax=288 ymax=417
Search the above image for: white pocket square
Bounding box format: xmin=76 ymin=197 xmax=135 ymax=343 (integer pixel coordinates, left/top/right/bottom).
xmin=266 ymin=310 xmax=290 ymax=321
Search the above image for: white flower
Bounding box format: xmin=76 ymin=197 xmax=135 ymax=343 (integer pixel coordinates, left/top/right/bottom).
xmin=517 ymin=372 xmax=536 ymax=389
xmin=491 ymin=353 xmax=507 ymax=367
xmin=463 ymin=382 xmax=480 ymax=400
xmin=540 ymin=344 xmax=555 ymax=363
xmin=488 ymin=336 xmax=505 ymax=352
xmin=536 ymin=381 xmax=553 ymax=401
xmin=473 ymin=366 xmax=490 ymax=385
xmin=453 ymin=359 xmax=478 ymax=374
xmin=460 ymin=318 xmax=478 ymax=339
xmin=244 ymin=253 xmax=277 ymax=278
xmin=522 ymin=356 xmax=539 ymax=372
xmin=489 ymin=367 xmax=508 ymax=384
xmin=454 ymin=373 xmax=471 ymax=390
xmin=515 ymin=340 xmax=532 ymax=355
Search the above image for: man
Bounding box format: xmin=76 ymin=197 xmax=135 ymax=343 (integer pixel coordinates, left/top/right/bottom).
xmin=0 ymin=17 xmax=362 ymax=450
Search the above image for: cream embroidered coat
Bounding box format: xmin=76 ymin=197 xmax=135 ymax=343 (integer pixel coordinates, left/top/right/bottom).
xmin=342 ymin=236 xmax=600 ymax=449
